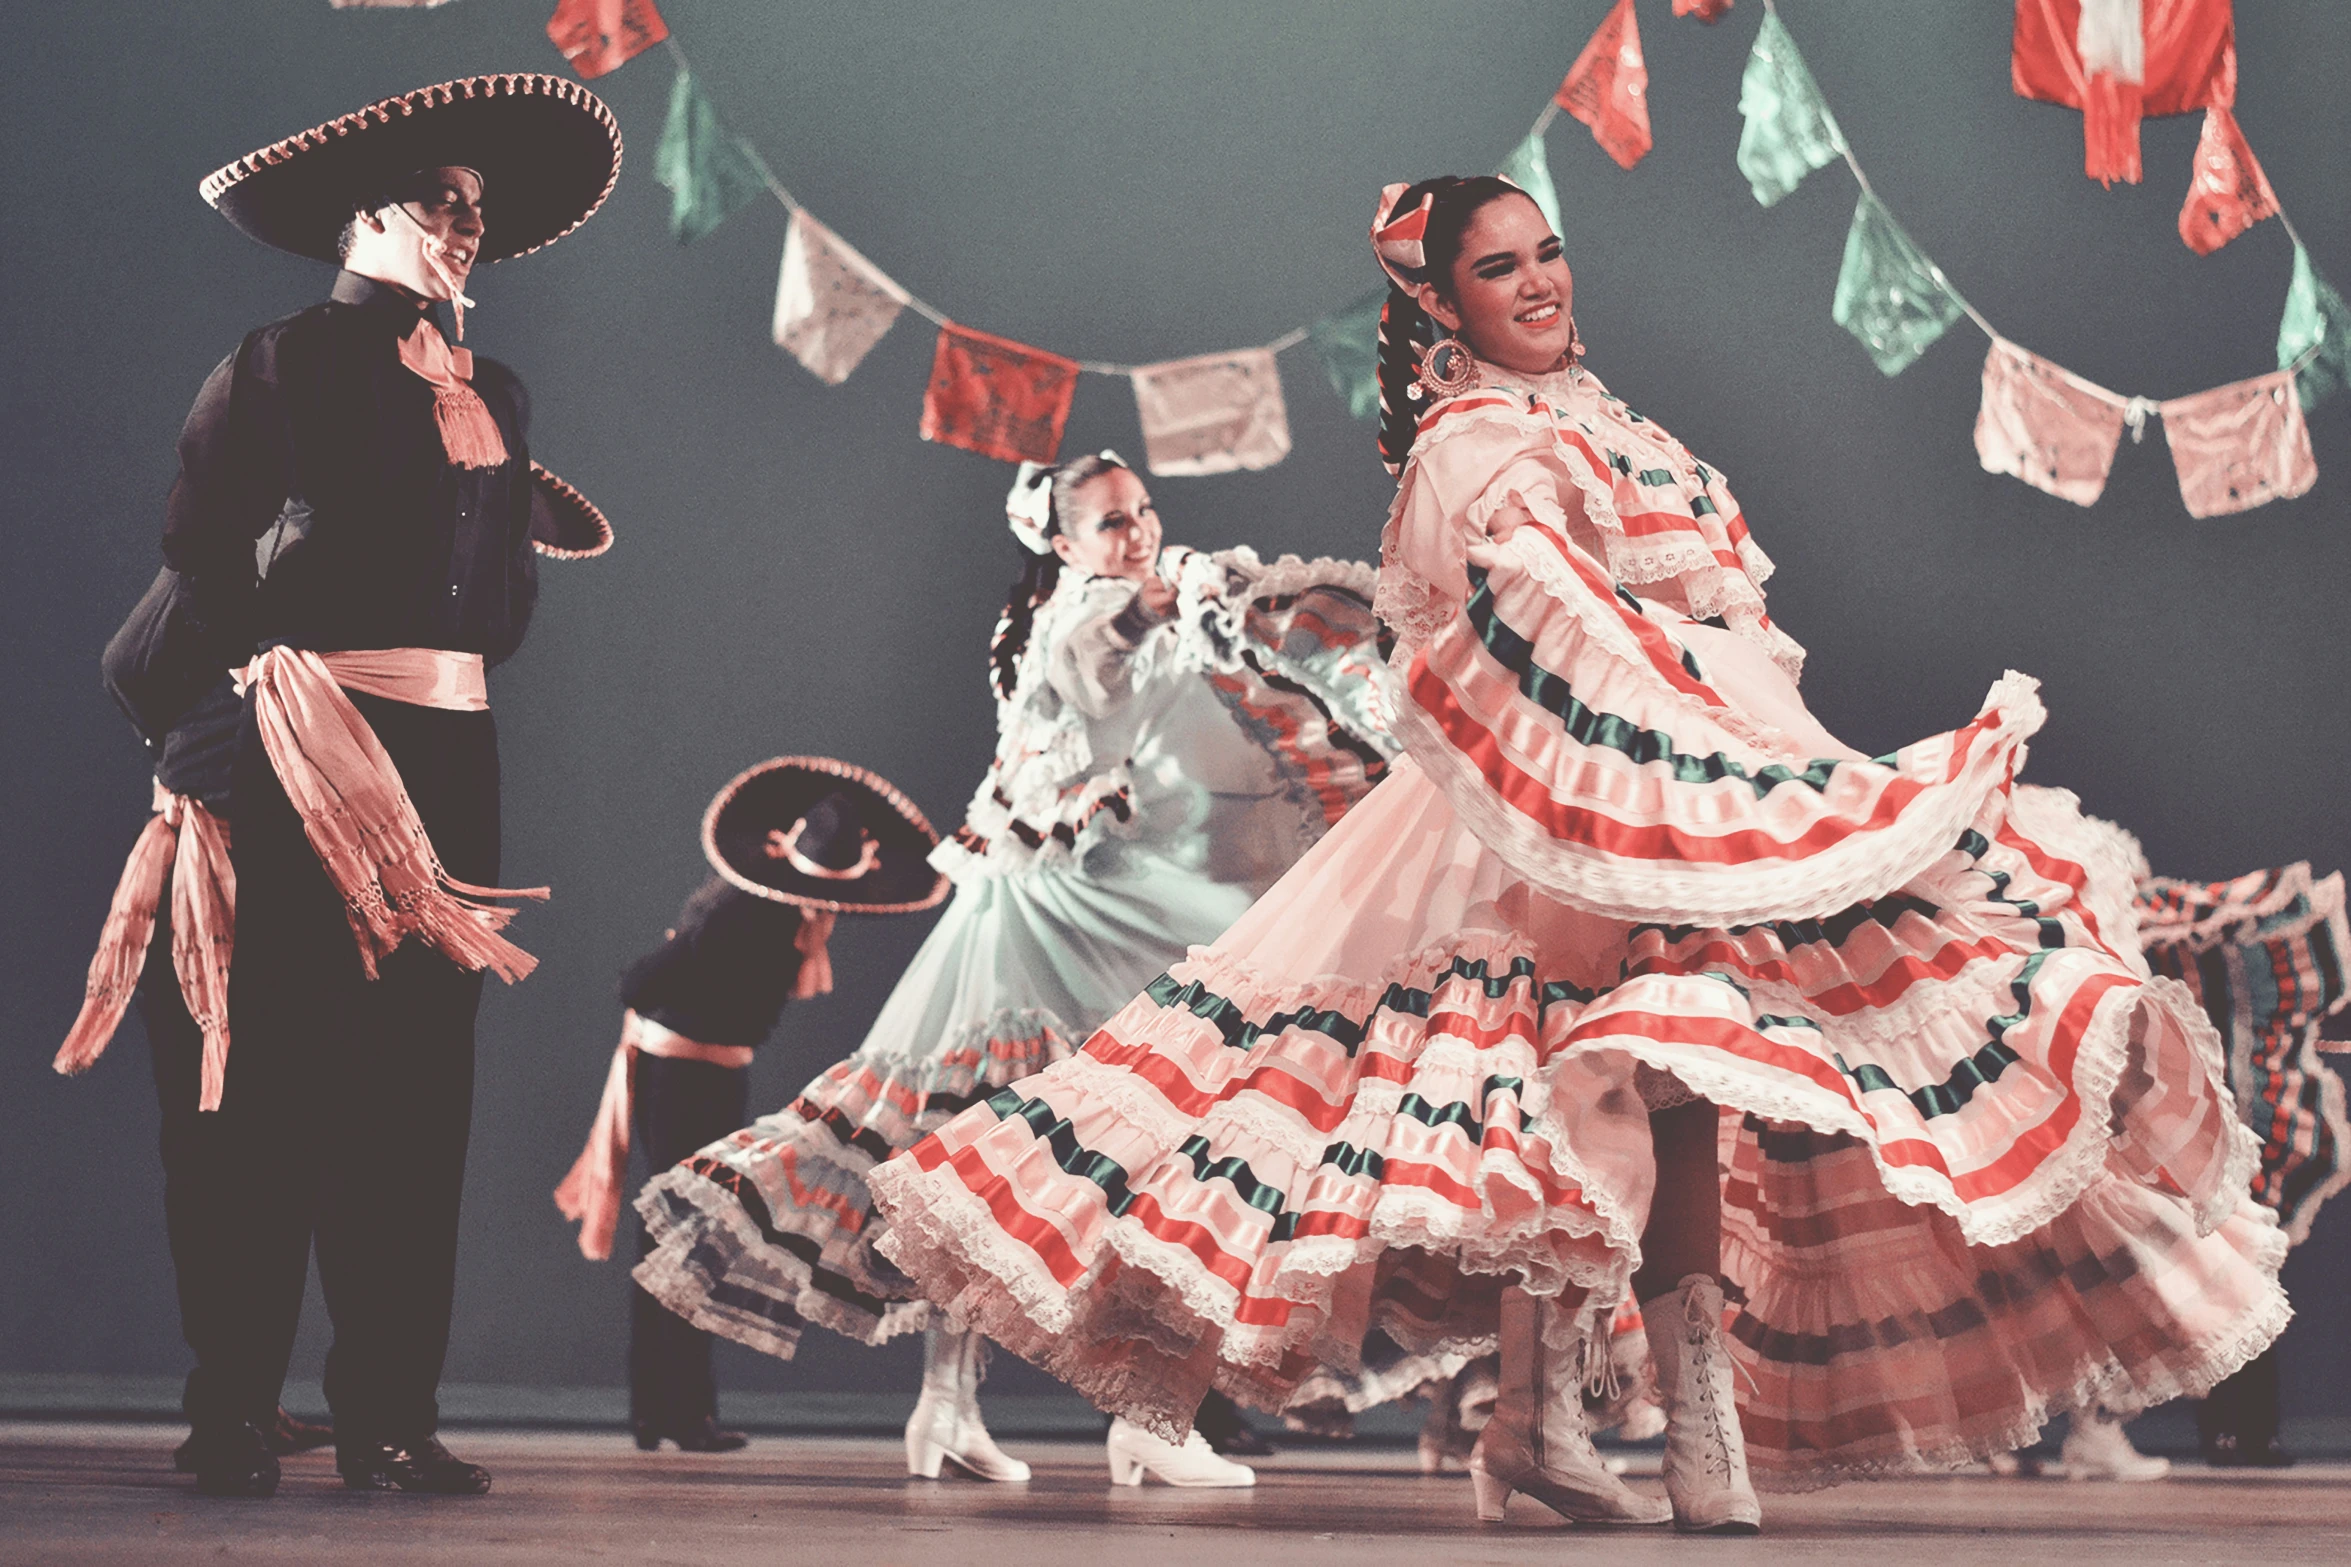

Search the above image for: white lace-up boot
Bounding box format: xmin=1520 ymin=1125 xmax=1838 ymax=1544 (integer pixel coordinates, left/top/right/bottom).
xmin=2060 ymin=1405 xmax=2171 ymax=1482
xmin=1105 ymin=1417 xmax=1256 ymax=1487
xmin=1469 ymin=1289 xmax=1671 ymax=1525
xmin=1645 ymin=1274 xmax=1761 ymax=1534
xmin=905 ymin=1327 xmax=1031 ymax=1482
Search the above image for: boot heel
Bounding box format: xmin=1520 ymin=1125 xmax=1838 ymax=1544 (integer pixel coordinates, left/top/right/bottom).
xmin=1468 ymin=1461 xmax=1513 ymax=1522
xmin=905 ymin=1401 xmax=949 ymax=1479
xmin=1107 ymin=1449 xmax=1145 ymax=1486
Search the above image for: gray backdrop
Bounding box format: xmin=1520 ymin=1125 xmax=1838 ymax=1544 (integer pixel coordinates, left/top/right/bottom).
xmin=5 ymin=1 xmax=2346 ymax=1419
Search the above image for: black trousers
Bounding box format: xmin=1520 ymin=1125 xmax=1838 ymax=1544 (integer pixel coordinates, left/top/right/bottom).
xmin=2199 ymin=1344 xmax=2282 ymax=1446
xmin=177 ymin=695 xmax=498 ymax=1449
xmin=629 ymin=1054 xmax=751 ymax=1431
xmin=139 ymin=915 xmax=254 ymax=1429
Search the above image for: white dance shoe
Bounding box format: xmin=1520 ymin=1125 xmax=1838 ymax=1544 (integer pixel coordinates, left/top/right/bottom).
xmin=1645 ymin=1274 xmax=1762 ymax=1534
xmin=1469 ymin=1289 xmax=1671 ymax=1527
xmin=2060 ymin=1407 xmax=2172 ymax=1482
xmin=905 ymin=1327 xmax=1031 ymax=1482
xmin=1105 ymin=1417 xmax=1256 ymax=1487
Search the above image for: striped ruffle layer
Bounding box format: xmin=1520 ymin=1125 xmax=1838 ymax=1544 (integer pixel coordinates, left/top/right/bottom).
xmin=633 ymin=1009 xmax=1073 ymax=1357
xmin=2138 ymin=863 xmax=2351 ymax=1244
xmin=1402 ymin=517 xmax=2047 ymax=929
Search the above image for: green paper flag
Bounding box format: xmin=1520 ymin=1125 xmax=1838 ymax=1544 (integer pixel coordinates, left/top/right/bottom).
xmin=2278 ymin=244 xmax=2351 ymax=412
xmin=655 ymin=66 xmax=767 ymax=244
xmin=1310 ymin=289 xmax=1388 ymax=421
xmin=1738 ymin=10 xmax=1845 ymax=208
xmin=1496 ymin=129 xmax=1565 ymax=238
xmin=1832 ymin=194 xmax=1964 ymax=376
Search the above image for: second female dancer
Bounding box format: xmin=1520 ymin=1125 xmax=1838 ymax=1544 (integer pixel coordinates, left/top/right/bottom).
xmin=867 ymin=175 xmax=2291 ymax=1534
xmin=634 ymin=456 xmax=1398 ymax=1484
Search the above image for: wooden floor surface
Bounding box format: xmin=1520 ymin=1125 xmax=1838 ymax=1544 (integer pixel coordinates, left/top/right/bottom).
xmin=5 ymin=1424 xmax=2345 ymax=1565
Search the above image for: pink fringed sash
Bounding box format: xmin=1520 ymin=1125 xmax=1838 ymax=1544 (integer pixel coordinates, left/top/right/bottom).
xmin=398 ymin=318 xmax=509 ymax=470
xmin=554 ymin=1011 xmax=754 ymax=1261
xmin=54 ymin=782 xmax=236 ymax=1109
xmin=236 ymin=645 xmax=547 ymax=984
xmin=791 ymin=908 xmax=837 ymax=1000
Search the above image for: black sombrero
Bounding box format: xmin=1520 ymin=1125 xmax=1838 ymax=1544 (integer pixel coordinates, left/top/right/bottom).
xmin=529 ymin=462 xmax=613 ymax=560
xmin=200 ymin=74 xmax=622 ymax=265
xmin=704 ymin=757 xmax=949 ymax=914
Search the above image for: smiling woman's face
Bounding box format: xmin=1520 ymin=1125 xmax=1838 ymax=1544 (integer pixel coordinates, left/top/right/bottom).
xmin=1415 ymin=192 xmax=1575 ymax=376
xmin=1050 ymin=466 xmax=1161 ymax=581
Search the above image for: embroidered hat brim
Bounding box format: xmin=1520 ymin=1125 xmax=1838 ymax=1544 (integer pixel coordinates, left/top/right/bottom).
xmin=704 ymin=756 xmax=949 ymax=915
xmin=201 ymin=74 xmax=623 ymax=265
xmin=528 ymin=462 xmax=613 ymax=560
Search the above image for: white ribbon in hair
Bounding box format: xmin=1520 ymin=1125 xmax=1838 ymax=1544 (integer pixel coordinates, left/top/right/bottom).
xmin=1003 ymin=449 xmax=1128 ymax=556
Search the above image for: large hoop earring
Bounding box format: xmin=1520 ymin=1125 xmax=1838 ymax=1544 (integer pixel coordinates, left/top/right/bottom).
xmin=1413 ymin=335 xmax=1480 ymax=402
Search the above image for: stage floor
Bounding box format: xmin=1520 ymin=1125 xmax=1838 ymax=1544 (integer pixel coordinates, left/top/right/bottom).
xmin=6 ymin=1423 xmax=2347 ymax=1565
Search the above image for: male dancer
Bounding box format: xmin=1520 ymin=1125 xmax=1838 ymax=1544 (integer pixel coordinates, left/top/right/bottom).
xmin=131 ymin=75 xmax=622 ymax=1497
xmin=558 ymin=759 xmax=951 ymax=1452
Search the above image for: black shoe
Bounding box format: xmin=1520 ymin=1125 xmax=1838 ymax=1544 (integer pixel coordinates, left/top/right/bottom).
xmin=2203 ymin=1431 xmax=2296 ymax=1469
xmin=633 ymin=1416 xmax=749 ymax=1454
xmin=187 ymin=1422 xmax=281 ymax=1498
xmin=337 ymin=1436 xmax=492 ymax=1495
xmin=176 ymin=1406 xmax=335 ymax=1472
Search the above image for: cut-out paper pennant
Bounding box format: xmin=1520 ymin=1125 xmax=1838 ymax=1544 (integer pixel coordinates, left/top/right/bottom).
xmin=1130 ymin=350 xmax=1293 ymax=477
xmin=2159 ymin=368 xmax=2316 ymax=518
xmin=772 ymin=211 xmax=912 ymax=385
xmin=1832 ymin=195 xmax=1965 ymax=376
xmin=920 ymin=323 xmax=1079 ymax=465
xmin=2178 ymin=106 xmax=2276 ymax=254
xmin=2278 ymin=245 xmax=2351 ymax=412
xmin=1496 ymin=130 xmax=1565 ymax=238
xmin=1310 ymin=290 xmax=1386 ymax=423
xmin=547 ymin=0 xmax=668 ymax=81
xmin=1737 ymin=9 xmax=1845 ymax=208
xmin=1555 ymin=0 xmax=1652 ymax=171
xmin=1974 ymin=338 xmax=2128 ymax=506
xmin=2011 ymin=0 xmax=2237 ymax=186
xmin=655 ymin=66 xmax=767 ymax=244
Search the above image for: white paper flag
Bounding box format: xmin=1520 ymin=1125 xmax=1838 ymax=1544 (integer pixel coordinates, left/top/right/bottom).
xmin=772 ymin=210 xmax=912 ymax=385
xmin=1129 ymin=349 xmax=1292 ymax=477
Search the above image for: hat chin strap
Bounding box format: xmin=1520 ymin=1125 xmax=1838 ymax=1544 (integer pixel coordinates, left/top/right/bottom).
xmin=387 ymin=203 xmax=477 ymax=339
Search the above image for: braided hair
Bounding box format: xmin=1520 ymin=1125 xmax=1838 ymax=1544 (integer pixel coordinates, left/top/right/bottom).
xmin=1373 ymin=174 xmax=1527 ymax=475
xmin=986 ymin=452 xmax=1133 ymax=701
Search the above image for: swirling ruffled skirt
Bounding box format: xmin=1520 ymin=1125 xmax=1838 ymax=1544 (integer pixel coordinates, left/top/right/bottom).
xmin=865 ymin=757 xmax=2290 ymax=1485
xmin=632 ymin=847 xmax=1260 ymax=1358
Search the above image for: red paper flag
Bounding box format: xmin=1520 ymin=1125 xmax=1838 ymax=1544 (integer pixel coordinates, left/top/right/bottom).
xmin=2177 ymin=106 xmax=2277 ymax=254
xmin=920 ymin=323 xmax=1080 ymax=466
xmin=547 ymin=0 xmax=668 ymax=81
xmin=1556 ymin=0 xmax=1652 ymax=171
xmin=2012 ymin=0 xmax=2235 ymax=186
xmin=1674 ymin=0 xmax=1735 ymax=22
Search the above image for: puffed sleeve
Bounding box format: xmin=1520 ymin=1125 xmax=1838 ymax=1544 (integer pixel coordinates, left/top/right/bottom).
xmin=161 ymin=334 xmax=294 ymax=664
xmin=1046 ymin=580 xmax=1177 ymax=720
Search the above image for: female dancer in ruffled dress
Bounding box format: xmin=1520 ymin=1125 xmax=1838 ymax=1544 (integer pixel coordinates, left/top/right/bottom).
xmin=867 ymin=176 xmax=2290 ymax=1533
xmin=635 ymin=455 xmax=1397 ymax=1485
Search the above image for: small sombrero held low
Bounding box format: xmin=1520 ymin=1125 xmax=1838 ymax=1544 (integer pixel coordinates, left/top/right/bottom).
xmin=704 ymin=757 xmax=948 ymax=915
xmin=201 ymin=74 xmax=622 ymax=265
xmin=528 ymin=462 xmax=613 ymax=560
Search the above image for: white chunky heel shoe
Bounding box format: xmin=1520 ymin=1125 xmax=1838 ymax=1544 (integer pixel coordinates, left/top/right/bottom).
xmin=904 ymin=1327 xmax=1031 ymax=1482
xmin=1105 ymin=1417 xmax=1255 ymax=1487
xmin=1645 ymin=1274 xmax=1762 ymax=1534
